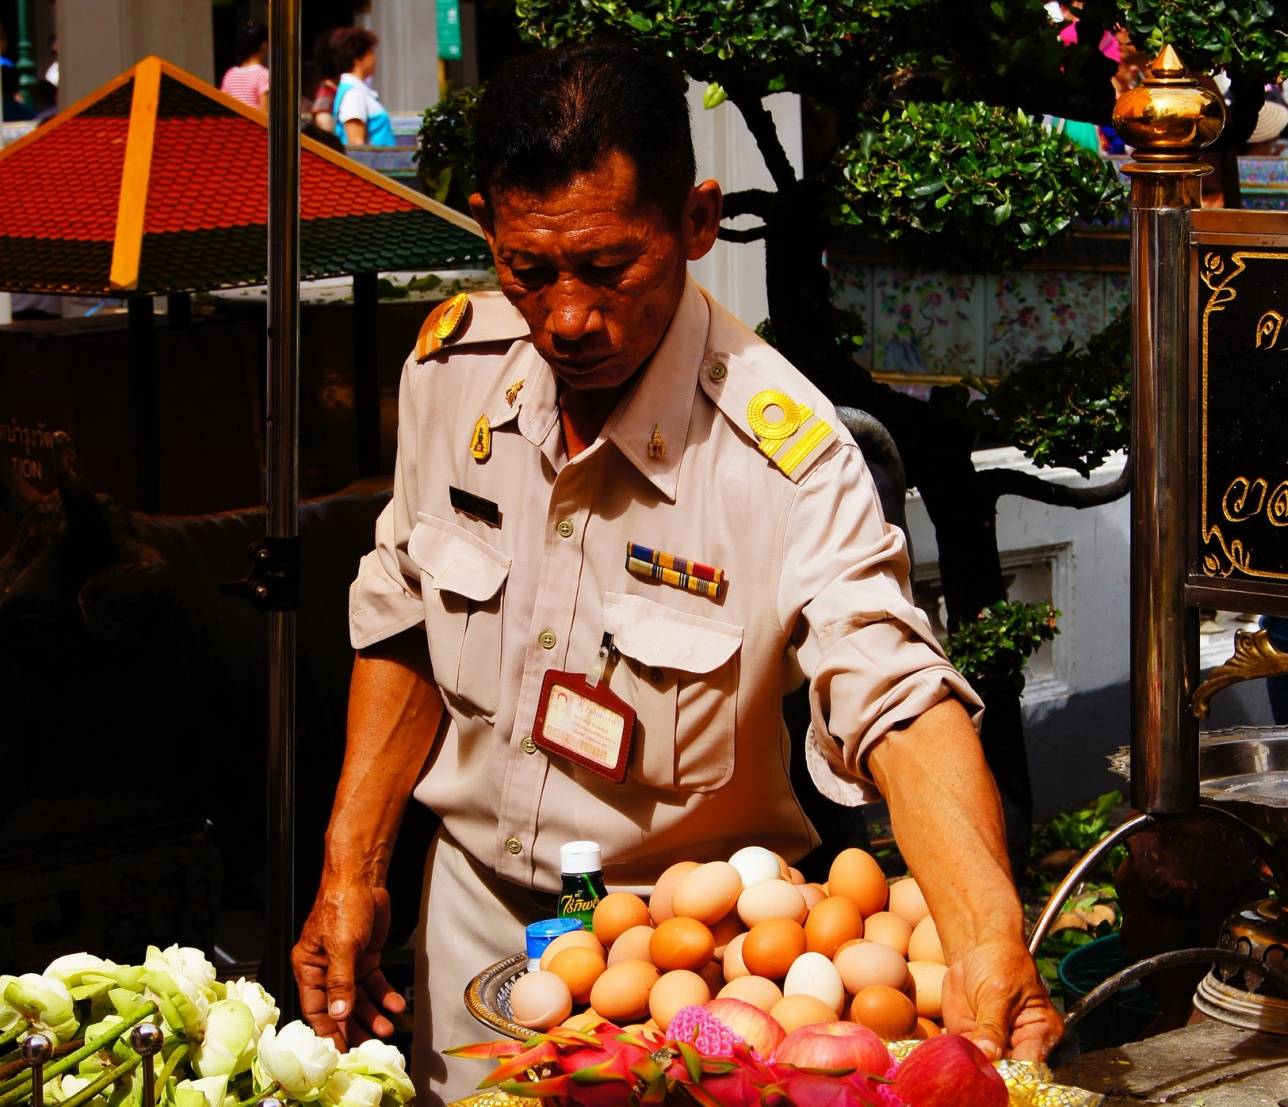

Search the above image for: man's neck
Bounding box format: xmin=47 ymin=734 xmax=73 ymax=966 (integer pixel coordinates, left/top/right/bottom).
xmin=557 ymin=375 xmax=637 ymax=459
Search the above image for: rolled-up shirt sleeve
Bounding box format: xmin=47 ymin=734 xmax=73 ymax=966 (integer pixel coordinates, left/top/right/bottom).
xmin=348 ymin=355 xmax=427 ymax=649
xmin=777 ymin=442 xmax=984 ymax=803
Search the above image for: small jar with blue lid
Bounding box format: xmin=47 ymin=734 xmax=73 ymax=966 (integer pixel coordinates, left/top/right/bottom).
xmin=525 ymin=917 xmax=585 ymax=972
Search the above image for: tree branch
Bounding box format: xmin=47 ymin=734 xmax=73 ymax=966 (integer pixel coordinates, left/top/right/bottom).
xmin=718 ymin=225 xmax=768 ymax=243
xmin=727 ymin=89 xmax=798 ymax=193
xmin=979 ymin=457 xmax=1130 ymax=509
xmin=721 ymin=188 xmax=777 ymax=220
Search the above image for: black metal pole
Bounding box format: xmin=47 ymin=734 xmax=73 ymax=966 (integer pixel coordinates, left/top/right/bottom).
xmin=266 ymin=0 xmax=301 ymax=1014
xmin=353 ymin=271 xmax=380 ymax=476
xmin=128 ymin=296 xmax=160 ymax=513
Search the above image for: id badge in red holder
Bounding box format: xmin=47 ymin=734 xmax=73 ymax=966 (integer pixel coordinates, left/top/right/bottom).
xmin=533 ymin=634 xmax=636 ymax=782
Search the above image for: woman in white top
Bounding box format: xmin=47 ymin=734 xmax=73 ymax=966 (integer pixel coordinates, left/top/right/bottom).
xmin=219 ymin=22 xmax=270 ymax=111
xmin=330 ymin=27 xmax=396 ymax=148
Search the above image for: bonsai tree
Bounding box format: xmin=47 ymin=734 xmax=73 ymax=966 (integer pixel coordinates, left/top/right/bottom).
xmin=417 ymin=0 xmax=1287 ymax=867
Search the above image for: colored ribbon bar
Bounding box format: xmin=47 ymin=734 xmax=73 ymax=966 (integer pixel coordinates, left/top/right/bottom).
xmin=627 ymin=542 xmax=725 ymax=585
xmin=626 ymin=555 xmax=722 ymax=599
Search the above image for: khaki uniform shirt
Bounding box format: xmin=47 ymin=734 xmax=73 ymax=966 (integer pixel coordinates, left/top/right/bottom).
xmin=349 ymin=279 xmax=982 ymax=892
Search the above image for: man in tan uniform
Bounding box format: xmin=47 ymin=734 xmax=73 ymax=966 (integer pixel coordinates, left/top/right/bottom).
xmin=293 ymin=40 xmax=1061 ymax=1104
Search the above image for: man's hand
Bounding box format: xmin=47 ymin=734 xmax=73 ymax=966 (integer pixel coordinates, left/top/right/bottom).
xmin=292 ymin=879 xmax=406 ymax=1049
xmin=941 ymin=938 xmax=1064 ymax=1062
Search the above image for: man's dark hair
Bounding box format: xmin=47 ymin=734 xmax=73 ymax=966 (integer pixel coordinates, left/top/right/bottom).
xmin=474 ymin=40 xmax=696 ymax=217
xmin=236 ymin=21 xmax=268 ymax=64
xmin=331 ymin=27 xmax=378 ymax=76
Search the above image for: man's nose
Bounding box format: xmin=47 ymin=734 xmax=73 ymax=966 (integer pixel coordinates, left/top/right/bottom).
xmin=545 ymin=282 xmax=603 ymax=342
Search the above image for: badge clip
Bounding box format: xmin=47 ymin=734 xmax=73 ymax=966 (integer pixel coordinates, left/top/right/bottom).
xmin=586 ymin=632 xmax=616 ymax=688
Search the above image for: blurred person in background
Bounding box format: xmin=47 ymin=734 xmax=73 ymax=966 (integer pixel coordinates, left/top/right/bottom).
xmin=310 ymin=28 xmax=341 ymax=135
xmin=220 ymin=21 xmax=270 ymax=111
xmin=331 ymin=27 xmax=395 ymax=148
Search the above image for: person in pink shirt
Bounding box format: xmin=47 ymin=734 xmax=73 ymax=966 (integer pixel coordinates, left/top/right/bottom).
xmin=219 ymin=22 xmax=269 ymax=111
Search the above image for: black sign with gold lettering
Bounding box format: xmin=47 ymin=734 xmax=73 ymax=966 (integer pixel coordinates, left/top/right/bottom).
xmin=1192 ymin=244 xmax=1288 ymax=612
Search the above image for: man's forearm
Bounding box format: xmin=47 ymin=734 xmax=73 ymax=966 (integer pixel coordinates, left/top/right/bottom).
xmin=323 ymin=630 xmax=443 ymax=887
xmin=867 ymin=698 xmax=1024 ymax=961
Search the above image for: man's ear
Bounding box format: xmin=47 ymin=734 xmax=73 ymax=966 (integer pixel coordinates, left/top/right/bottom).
xmin=682 ymin=179 xmax=723 ymax=262
xmin=468 ymin=192 xmax=496 ymax=250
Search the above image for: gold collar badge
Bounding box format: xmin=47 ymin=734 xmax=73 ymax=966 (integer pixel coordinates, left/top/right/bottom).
xmin=647 ymin=425 xmax=666 ymax=460
xmin=505 ymin=379 xmax=525 ymax=407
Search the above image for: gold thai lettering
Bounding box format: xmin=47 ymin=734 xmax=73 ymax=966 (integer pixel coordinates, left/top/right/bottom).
xmin=1256 ymin=310 xmax=1286 ymax=349
xmin=1222 ymin=476 xmax=1267 ymax=523
xmin=558 ymin=893 xmax=599 ymax=916
xmin=1268 ymin=481 xmax=1288 ymax=527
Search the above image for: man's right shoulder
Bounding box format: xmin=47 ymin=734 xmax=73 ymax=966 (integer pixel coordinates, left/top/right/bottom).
xmin=413 ymin=291 xmax=530 ymax=362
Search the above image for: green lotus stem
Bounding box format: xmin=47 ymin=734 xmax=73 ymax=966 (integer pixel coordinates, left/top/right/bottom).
xmin=232 ymin=1082 xmax=278 ymax=1107
xmin=0 ymin=1003 xmax=157 ymax=1106
xmin=154 ymin=1043 xmax=188 ymax=1090
xmin=0 ymin=1024 xmax=28 ymax=1052
xmin=58 ymin=1054 xmax=142 ymax=1107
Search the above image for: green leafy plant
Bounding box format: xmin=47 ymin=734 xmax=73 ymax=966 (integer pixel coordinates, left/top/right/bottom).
xmin=1121 ymin=0 xmax=1288 ymax=73
xmin=945 ymin=600 xmax=1059 ymax=693
xmin=967 ymin=311 xmax=1131 ymax=475
xmin=414 ymin=84 xmax=483 ymax=212
xmin=836 ymin=102 xmax=1126 ymax=271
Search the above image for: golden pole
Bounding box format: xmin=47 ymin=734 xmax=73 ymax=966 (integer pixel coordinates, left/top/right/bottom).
xmin=1112 ymin=48 xmax=1224 ymax=813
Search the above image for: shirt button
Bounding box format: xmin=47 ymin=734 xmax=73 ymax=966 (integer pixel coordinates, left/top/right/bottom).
xmin=505 ymin=837 xmax=523 ymax=855
xmin=521 ymin=736 xmax=537 ymax=754
xmin=650 ymin=667 xmax=664 ymax=683
xmin=557 ymin=519 xmax=575 ymax=538
xmin=707 ymin=361 xmax=727 ymax=382
xmin=539 ymin=630 xmax=557 ymax=650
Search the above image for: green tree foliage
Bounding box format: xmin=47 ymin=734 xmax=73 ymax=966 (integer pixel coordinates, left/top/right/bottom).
xmin=1122 ymin=0 xmax=1288 ymax=73
xmin=946 ymin=600 xmax=1061 ymax=694
xmin=414 ymin=85 xmax=482 ymax=213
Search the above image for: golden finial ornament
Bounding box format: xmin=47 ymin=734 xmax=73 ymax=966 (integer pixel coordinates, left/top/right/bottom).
xmin=1112 ymin=45 xmax=1225 ymax=164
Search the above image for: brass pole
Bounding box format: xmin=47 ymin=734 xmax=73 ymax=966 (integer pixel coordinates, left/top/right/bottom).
xmin=1113 ymin=47 xmax=1224 ymax=813
xmin=266 ymin=0 xmax=301 ymax=1014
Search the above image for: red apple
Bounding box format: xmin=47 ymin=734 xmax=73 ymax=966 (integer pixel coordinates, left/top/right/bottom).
xmin=703 ymin=997 xmax=786 ymax=1058
xmin=890 ymin=1035 xmax=1007 ymax=1107
xmin=770 ymin=1022 xmax=892 ymax=1077
xmin=769 ymin=1070 xmax=882 ymax=1106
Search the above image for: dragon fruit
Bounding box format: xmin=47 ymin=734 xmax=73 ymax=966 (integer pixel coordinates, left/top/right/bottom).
xmin=667 ymin=1005 xmax=747 ymax=1057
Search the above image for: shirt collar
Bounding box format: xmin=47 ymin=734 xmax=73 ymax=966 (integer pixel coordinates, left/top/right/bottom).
xmin=484 ymin=277 xmax=710 ymax=499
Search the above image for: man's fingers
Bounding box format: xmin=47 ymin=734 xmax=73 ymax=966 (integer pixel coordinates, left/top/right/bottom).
xmin=966 ymin=1000 xmax=1010 ymax=1061
xmin=360 ymin=968 xmax=406 ymax=1014
xmin=326 ymin=945 xmax=360 ymax=1020
xmin=353 ymin=996 xmax=395 ymax=1039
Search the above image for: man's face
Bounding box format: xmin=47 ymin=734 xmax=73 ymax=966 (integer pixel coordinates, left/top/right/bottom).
xmin=472 ymin=150 xmax=721 ymax=392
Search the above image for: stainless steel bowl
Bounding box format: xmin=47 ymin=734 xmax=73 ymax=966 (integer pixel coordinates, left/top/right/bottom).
xmin=1199 ymin=726 xmax=1288 ymax=836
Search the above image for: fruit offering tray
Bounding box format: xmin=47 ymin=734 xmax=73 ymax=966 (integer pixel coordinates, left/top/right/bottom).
xmin=461 ymin=954 xmax=1103 ymax=1107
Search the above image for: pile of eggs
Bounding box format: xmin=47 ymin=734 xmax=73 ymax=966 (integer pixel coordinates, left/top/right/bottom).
xmin=508 ymin=846 xmax=949 ymax=1043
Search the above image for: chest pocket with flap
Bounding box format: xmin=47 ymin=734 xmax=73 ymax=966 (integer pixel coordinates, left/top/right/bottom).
xmin=602 ymin=591 xmax=743 ymax=792
xmin=409 ymin=512 xmax=510 ymax=719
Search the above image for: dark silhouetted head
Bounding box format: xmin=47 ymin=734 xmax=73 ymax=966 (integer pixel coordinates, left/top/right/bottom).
xmin=474 ymin=40 xmax=695 ymax=219
xmin=236 ymin=21 xmax=268 ymax=65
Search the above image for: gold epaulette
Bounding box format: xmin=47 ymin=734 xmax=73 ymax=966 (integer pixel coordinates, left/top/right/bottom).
xmin=413 ymin=291 xmax=531 ymax=362
xmin=415 ymin=292 xmax=471 ymax=360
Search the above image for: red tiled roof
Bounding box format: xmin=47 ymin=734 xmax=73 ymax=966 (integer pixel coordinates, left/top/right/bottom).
xmin=0 ymin=57 xmax=489 ymax=296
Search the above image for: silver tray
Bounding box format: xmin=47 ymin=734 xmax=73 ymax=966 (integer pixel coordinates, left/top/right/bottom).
xmin=1199 ymin=726 xmax=1288 ymax=836
xmin=463 ymin=952 xmax=532 ymax=1040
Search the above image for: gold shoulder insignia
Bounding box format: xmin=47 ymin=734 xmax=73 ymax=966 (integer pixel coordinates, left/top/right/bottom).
xmin=415 ymin=292 xmax=471 ymax=360
xmin=746 ymin=388 xmax=837 ymax=481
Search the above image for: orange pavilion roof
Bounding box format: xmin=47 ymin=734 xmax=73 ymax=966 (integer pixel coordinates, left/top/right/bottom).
xmin=0 ymin=56 xmax=489 ymax=296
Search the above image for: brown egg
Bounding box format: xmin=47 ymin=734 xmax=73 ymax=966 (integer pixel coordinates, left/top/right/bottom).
xmin=742 ymin=919 xmax=807 ymax=980
xmin=770 ymin=993 xmax=837 ymax=1033
xmin=828 ymin=849 xmax=888 ymax=917
xmin=710 ymin=912 xmax=745 ymax=959
xmin=861 ymin=911 xmax=912 ymax=957
xmin=540 ymin=929 xmax=605 ymax=971
xmin=907 ymin=916 xmax=945 ymax=965
xmin=648 ymin=970 xmax=711 ymax=1030
xmin=907 ymin=960 xmax=948 ymax=1019
xmin=833 ymin=940 xmax=910 ymax=994
xmin=509 ymin=971 xmax=574 ymax=1030
xmin=737 ymin=879 xmax=808 ymax=927
xmin=717 ymin=975 xmax=783 ymax=1012
xmin=593 ymin=892 xmax=652 ymax=947
xmin=788 ymin=867 xmax=806 ymax=885
xmin=589 ymin=960 xmax=660 ymax=1023
xmin=699 ymin=960 xmax=725 ymax=994
xmin=723 ymin=932 xmax=750 ymax=982
xmin=804 ymin=896 xmax=865 ymax=959
xmin=608 ymin=924 xmax=656 ymax=966
xmin=850 ymin=985 xmax=918 ymax=1041
xmin=650 ymin=861 xmax=702 ymax=925
xmin=915 ymin=1016 xmax=941 ymax=1039
xmin=888 ymin=878 xmax=930 ymax=927
xmin=672 ymin=862 xmax=743 ymax=924
xmin=546 ymin=946 xmax=606 ymax=1005
xmin=799 ymin=884 xmax=827 ymax=911
xmin=650 ymin=917 xmax=716 ymax=971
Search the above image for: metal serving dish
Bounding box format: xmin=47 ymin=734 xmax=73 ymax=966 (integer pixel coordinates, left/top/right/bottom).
xmin=1199 ymin=726 xmax=1288 ymax=836
xmin=464 ymin=952 xmax=532 ymax=1040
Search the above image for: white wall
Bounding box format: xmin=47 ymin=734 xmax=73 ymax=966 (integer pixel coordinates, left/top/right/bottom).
xmin=58 ymin=0 xmax=213 ymax=106
xmin=687 ymin=85 xmax=802 ymax=331
xmin=359 ymin=0 xmax=440 ymax=114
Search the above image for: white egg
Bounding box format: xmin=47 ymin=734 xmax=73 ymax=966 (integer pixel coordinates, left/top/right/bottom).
xmin=782 ymin=951 xmax=845 ymax=1015
xmin=728 ymin=846 xmax=783 ymax=888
